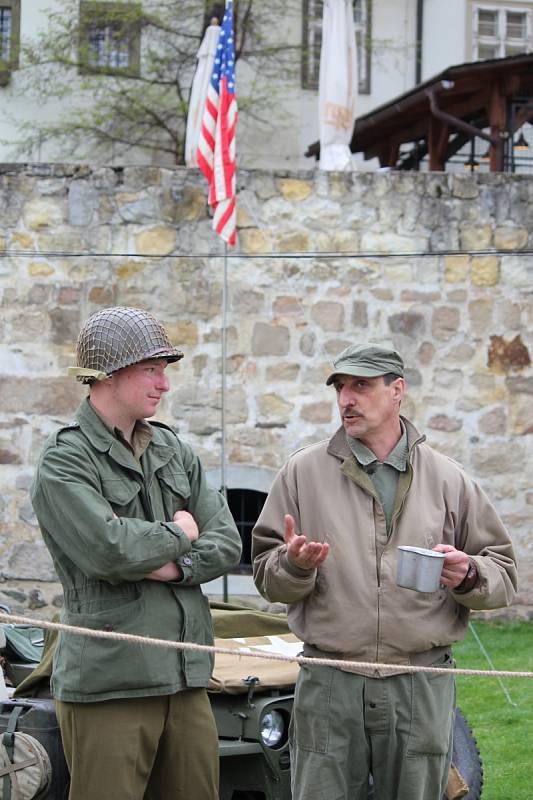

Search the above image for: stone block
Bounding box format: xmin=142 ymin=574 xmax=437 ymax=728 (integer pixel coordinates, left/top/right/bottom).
xmin=89 ymin=285 xmax=116 ymax=304
xmin=388 ymin=311 xmax=425 ymax=338
xmin=266 ymin=363 xmax=300 ymax=381
xmin=135 ymin=225 xmax=176 ymax=255
xmin=273 ymin=296 xmax=302 ymax=316
xmin=444 ymin=255 xmax=469 ymax=283
xmin=116 ymin=259 xmax=146 ymax=280
xmin=278 ymin=178 xmax=312 ymax=203
xmin=23 ymin=198 xmax=64 ymax=229
xmin=494 ymin=226 xmax=528 ymax=251
xmin=300 ymin=401 xmax=333 ymax=424
xmin=299 ymin=332 xmax=316 ymax=356
xmin=165 ymin=320 xmax=198 ymax=346
xmin=311 ymin=301 xmax=345 ymax=332
xmin=431 ymin=306 xmax=460 ymax=340
xmin=172 ymin=186 xmax=206 ymax=222
xmin=451 ymin=176 xmax=479 ymax=199
xmin=239 ymin=228 xmax=273 ymax=254
xmin=488 ymin=335 xmax=531 ymax=373
xmin=0 ymin=377 xmax=83 ymax=416
xmin=27 ymin=261 xmax=55 ymax=278
xmin=471 ymin=256 xmax=500 ymax=287
xmin=11 ymin=232 xmax=34 ymax=249
xmin=427 ymin=414 xmax=462 ymax=432
xmin=252 ymin=322 xmax=290 ymax=356
xmin=505 ymin=376 xmax=533 ymax=395
xmin=49 ymin=306 xmax=80 ymax=345
xmin=3 ymin=541 xmax=56 ymax=581
xmin=351 ymin=301 xmax=368 ymax=328
xmin=417 ymin=342 xmax=435 ymax=365
xmin=468 ymin=298 xmax=493 ymax=335
xmin=459 ymin=225 xmax=491 ymax=250
xmin=276 ymin=231 xmax=310 ymax=253
xmin=257 ymin=393 xmax=294 ymax=423
xmin=478 ymin=408 xmax=506 ymax=435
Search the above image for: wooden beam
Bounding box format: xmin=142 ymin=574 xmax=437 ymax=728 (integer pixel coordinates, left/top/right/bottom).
xmin=377 ymin=141 xmax=400 ymax=168
xmin=488 ymin=83 xmax=506 ymax=171
xmin=427 ymin=117 xmax=449 ymax=171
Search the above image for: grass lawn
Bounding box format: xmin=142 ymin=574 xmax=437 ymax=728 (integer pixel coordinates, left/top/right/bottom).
xmin=453 ymin=619 xmax=533 ymax=800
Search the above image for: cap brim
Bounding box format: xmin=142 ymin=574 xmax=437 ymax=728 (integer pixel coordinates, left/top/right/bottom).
xmin=326 ymin=366 xmax=390 ymax=385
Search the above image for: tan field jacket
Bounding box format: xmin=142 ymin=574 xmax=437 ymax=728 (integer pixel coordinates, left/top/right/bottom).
xmin=252 ymin=418 xmax=517 ymax=675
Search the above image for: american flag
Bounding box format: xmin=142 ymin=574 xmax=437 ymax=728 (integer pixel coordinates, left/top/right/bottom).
xmin=197 ymin=0 xmax=238 ymax=247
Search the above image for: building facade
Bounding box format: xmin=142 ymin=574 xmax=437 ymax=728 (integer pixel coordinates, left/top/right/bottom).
xmin=0 ymin=0 xmax=532 ymax=169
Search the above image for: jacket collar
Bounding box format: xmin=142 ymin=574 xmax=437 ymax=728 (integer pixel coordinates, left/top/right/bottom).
xmin=327 ymin=416 xmax=426 ymax=463
xmin=74 ymin=397 xmax=175 ymax=476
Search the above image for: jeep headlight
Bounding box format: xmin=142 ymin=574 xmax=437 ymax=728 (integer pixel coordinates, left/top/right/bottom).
xmin=260 ymin=709 xmax=285 ymax=748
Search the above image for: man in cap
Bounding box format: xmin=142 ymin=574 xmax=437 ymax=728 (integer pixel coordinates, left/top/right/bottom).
xmin=31 ymin=307 xmax=242 ymax=800
xmin=252 ymin=342 xmax=517 ymax=800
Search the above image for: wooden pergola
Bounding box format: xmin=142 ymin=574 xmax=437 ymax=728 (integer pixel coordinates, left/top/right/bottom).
xmin=306 ymin=53 xmax=533 ymax=172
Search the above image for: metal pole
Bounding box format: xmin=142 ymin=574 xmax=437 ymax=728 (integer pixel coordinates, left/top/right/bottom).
xmin=221 ymin=244 xmax=229 ymax=603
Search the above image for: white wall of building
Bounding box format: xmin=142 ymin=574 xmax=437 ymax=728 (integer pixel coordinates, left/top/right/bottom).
xmin=422 ymin=0 xmax=467 ymax=79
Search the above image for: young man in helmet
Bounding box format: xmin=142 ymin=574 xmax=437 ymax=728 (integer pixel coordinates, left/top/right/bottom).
xmin=31 ymin=307 xmax=242 ymax=800
xmin=252 ymin=343 xmax=517 ymax=800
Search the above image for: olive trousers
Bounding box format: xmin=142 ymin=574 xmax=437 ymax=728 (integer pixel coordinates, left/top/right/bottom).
xmin=55 ymin=688 xmax=219 ymax=800
xmin=289 ymin=659 xmax=455 ymax=800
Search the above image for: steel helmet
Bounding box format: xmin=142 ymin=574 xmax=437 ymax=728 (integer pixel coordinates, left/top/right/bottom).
xmin=68 ymin=307 xmax=184 ymax=383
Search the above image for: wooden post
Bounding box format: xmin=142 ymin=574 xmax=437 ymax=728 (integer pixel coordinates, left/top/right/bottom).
xmin=427 ymin=117 xmax=449 ymax=171
xmin=488 ymin=82 xmax=506 ymax=172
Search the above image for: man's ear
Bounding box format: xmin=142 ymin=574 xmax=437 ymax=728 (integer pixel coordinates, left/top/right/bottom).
xmin=392 ymin=377 xmax=405 ymax=403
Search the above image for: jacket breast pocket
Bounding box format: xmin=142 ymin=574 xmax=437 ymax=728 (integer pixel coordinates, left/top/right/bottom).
xmin=101 ymin=478 xmax=141 ymax=514
xmin=157 ymin=468 xmax=191 ymax=519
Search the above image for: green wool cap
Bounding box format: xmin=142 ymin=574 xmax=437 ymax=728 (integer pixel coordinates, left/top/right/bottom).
xmin=326 ymin=343 xmax=404 ymax=385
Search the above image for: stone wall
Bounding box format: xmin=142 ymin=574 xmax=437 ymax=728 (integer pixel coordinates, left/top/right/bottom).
xmin=0 ymin=163 xmax=531 ymax=618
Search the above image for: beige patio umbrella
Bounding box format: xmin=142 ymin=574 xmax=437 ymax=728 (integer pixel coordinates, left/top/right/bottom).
xmin=318 ymin=0 xmax=358 ymax=171
xmin=185 ymin=20 xmax=221 ymax=167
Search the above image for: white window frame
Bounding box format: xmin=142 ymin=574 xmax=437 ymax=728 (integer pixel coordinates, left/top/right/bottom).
xmin=302 ymin=0 xmax=371 ymax=94
xmin=472 ymin=3 xmax=533 ymax=60
xmin=79 ymin=1 xmax=141 ymax=77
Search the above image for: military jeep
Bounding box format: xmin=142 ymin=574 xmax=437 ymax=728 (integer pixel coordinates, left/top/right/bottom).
xmin=0 ymin=603 xmax=483 ymax=800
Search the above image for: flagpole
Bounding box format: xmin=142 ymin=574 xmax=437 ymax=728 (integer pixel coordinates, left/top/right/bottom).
xmin=221 ymin=242 xmax=229 ymax=603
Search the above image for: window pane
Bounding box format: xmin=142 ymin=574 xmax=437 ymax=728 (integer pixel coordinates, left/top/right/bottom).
xmin=505 ymin=43 xmax=527 ymax=57
xmin=88 ymin=23 xmax=130 ymax=69
xmin=478 ymin=43 xmax=499 ymax=59
xmin=0 ymin=8 xmax=11 ymax=61
xmin=478 ymin=9 xmax=498 ymax=37
xmin=506 ymin=11 xmax=527 ymax=40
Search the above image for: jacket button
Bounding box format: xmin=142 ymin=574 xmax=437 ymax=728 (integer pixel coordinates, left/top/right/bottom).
xmin=181 ymin=557 xmax=192 ymax=567
xmin=103 ymin=624 xmax=114 ymax=632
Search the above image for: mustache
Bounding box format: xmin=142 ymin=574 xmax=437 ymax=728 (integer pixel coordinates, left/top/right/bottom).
xmin=342 ymin=406 xmax=362 ymax=418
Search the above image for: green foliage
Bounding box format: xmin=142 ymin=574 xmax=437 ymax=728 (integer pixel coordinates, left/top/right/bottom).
xmin=5 ymin=0 xmax=301 ymax=164
xmin=454 ymin=619 xmax=533 ymax=800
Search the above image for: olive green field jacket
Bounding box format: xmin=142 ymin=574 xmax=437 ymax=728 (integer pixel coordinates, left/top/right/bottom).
xmin=252 ymin=419 xmax=517 ymax=675
xmin=31 ymin=398 xmax=242 ymax=702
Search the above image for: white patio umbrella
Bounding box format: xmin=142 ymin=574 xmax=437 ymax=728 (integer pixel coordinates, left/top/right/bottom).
xmin=184 ymin=20 xmax=221 ymax=167
xmin=318 ymin=0 xmax=358 ymax=171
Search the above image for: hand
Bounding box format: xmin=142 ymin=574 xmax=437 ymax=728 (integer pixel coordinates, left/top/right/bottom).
xmin=146 ymin=562 xmax=183 ymax=582
xmin=284 ymin=514 xmax=329 ymax=570
xmin=433 ymin=544 xmax=470 ymax=589
xmin=173 ymin=510 xmax=199 ymax=542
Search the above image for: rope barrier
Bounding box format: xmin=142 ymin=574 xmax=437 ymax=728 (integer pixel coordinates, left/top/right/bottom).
xmin=1 ymin=612 xmax=531 ymax=680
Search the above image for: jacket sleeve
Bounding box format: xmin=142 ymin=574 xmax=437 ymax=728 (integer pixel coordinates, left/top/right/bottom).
xmin=172 ymin=440 xmax=242 ymax=586
xmin=452 ymin=475 xmax=518 ymax=610
xmin=252 ymin=462 xmax=317 ymax=604
xmin=31 ymin=441 xmax=192 ymax=584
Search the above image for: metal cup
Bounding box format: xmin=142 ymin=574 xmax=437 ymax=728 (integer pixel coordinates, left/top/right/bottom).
xmin=396 ymin=546 xmax=446 ymax=593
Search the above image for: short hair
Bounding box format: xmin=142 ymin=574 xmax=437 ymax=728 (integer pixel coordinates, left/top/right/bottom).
xmin=382 ymin=372 xmax=402 ymax=385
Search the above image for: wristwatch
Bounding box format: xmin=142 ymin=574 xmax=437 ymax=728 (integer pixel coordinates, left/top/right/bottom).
xmin=455 ymin=559 xmax=478 ymax=593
